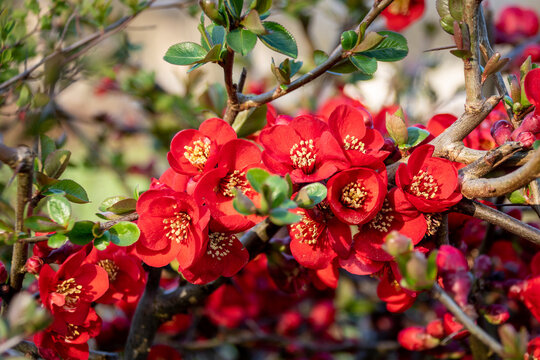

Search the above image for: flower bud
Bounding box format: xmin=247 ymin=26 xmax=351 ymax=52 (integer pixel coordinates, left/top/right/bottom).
xmin=199 ymin=0 xmax=226 ymax=25
xmin=490 ymin=120 xmax=513 ymax=145
xmin=484 ymin=304 xmax=510 ymax=325
xmin=473 ymin=254 xmax=492 ymax=278
xmin=520 ymin=113 xmax=540 ymax=133
xmin=382 ymin=231 xmax=413 ymax=257
xmin=405 ymin=252 xmax=433 ymax=289
xmin=443 ymin=313 xmax=469 ymax=339
xmin=386 ymin=108 xmax=408 ymax=146
xmin=436 ymin=245 xmax=468 ymax=273
xmin=426 ymin=319 xmax=445 ymax=339
xmin=25 ymin=256 xmax=43 ymax=275
xmin=0 ymin=261 xmax=7 ymax=284
xmin=509 ymin=74 xmax=521 ymax=103
xmin=398 ymin=327 xmax=439 ymax=351
xmin=516 ymin=131 xmax=536 ymax=147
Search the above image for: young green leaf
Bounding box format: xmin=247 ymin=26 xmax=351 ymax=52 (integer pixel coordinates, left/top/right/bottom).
xmin=109 ymin=221 xmax=140 ymax=246
xmin=164 ymin=42 xmax=208 ymax=65
xmin=341 ymin=30 xmax=358 ymax=51
xmin=47 ymin=196 xmax=71 ymax=227
xmin=264 ymin=176 xmax=290 ymax=208
xmin=349 ymin=54 xmax=378 ymax=75
xmin=226 ymin=0 xmax=244 ymax=18
xmin=45 ymin=180 xmax=89 ymax=204
xmin=251 ymin=0 xmax=272 ymax=14
xmin=24 ymin=216 xmax=64 ymax=232
xmin=233 ymin=190 xmax=257 ymax=215
xmin=94 ymin=231 xmax=111 ymax=250
xmin=241 ymin=9 xmax=267 ymax=35
xmin=40 ymin=134 xmax=56 ymax=168
xmin=43 ymin=150 xmax=71 ymax=178
xmin=404 ymin=127 xmax=430 ymax=148
xmin=232 ymin=104 xmax=268 ymax=138
xmin=106 ymin=198 xmax=137 ymax=215
xmin=226 ymin=28 xmax=257 ymax=56
xmin=294 ymin=182 xmax=327 ymax=209
xmin=48 ymin=233 xmax=67 ymax=249
xmin=359 ymin=31 xmax=408 ymax=62
xmin=246 ymin=168 xmax=270 ymax=192
xmin=99 ymin=196 xmax=127 ymax=212
xmin=269 ymin=208 xmax=302 ymax=226
xmin=67 ymin=221 xmax=95 ymax=245
xmin=259 ymin=21 xmax=298 ymax=58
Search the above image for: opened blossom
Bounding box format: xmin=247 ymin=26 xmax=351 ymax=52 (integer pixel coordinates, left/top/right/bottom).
xmin=38 ymin=246 xmax=108 ymax=325
xmin=182 ymin=220 xmax=249 ymax=284
xmin=259 ymin=115 xmax=348 ymax=183
xmin=288 ymin=202 xmax=352 ymax=270
xmin=134 ymin=185 xmax=210 ymax=269
xmin=327 ymin=105 xmax=389 ymax=167
xmin=396 ymin=144 xmax=461 ymax=212
xmin=193 ymin=139 xmax=264 ymax=232
xmin=381 ymin=0 xmax=425 ymax=31
xmin=167 ymin=117 xmax=237 ymax=176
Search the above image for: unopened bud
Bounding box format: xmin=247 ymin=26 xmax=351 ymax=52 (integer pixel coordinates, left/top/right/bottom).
xmin=426 ymin=319 xmax=445 ymax=339
xmin=473 ymin=254 xmax=492 ymax=278
xmin=0 ymin=261 xmax=7 ymax=284
xmin=484 ymin=304 xmax=510 ymax=325
xmin=382 ymin=231 xmax=412 ymax=257
xmin=520 ymin=113 xmax=540 ymax=133
xmin=490 ymin=120 xmax=513 ymax=145
xmin=405 ymin=252 xmax=432 ymax=289
xmin=509 ymin=74 xmax=521 ymax=103
xmin=232 ymin=189 xmax=257 ymax=215
xmin=516 ymin=131 xmax=536 ymax=148
xmin=25 ymin=256 xmax=44 ymax=275
xmin=199 ymin=0 xmax=226 ymax=25
xmin=521 ymin=56 xmax=533 ymax=78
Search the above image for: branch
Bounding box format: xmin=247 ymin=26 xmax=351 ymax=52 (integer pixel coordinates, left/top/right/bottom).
xmin=17 ymin=212 xmax=139 ymax=244
xmin=236 ymin=0 xmax=394 ymax=110
xmin=432 ymin=284 xmax=505 ymax=358
xmin=459 ymin=141 xmax=522 ymax=179
xmin=455 ymin=199 xmax=540 ymax=246
xmin=222 ymin=48 xmax=240 ymax=124
xmin=461 ymin=148 xmax=540 ymax=198
xmin=0 ymin=0 xmax=157 ymax=93
xmin=14 ymin=340 xmax=119 ymax=360
xmin=123 ymin=218 xmax=281 ymax=360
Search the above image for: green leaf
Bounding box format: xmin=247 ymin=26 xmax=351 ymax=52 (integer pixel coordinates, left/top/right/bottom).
xmin=533 ymin=140 xmax=540 ymax=150
xmin=43 ymin=150 xmax=71 ymax=178
xmin=45 ymin=180 xmax=89 ymax=204
xmin=232 ymin=104 xmax=268 ymax=137
xmin=349 ymin=54 xmax=377 ymax=75
xmin=48 ymin=233 xmax=67 ymax=249
xmin=24 ymin=216 xmax=64 ymax=232
xmin=226 ymin=28 xmax=257 ymax=56
xmin=294 ymin=182 xmax=327 ymax=209
xmin=40 ymin=134 xmax=56 ymax=168
xmin=99 ymin=196 xmax=127 ymax=212
xmin=209 ymin=25 xmax=226 ymax=46
xmin=508 ymin=190 xmax=526 ymax=204
xmin=67 ymin=221 xmax=95 ymax=245
xmin=241 ymin=9 xmax=267 ymax=35
xmin=107 ymin=198 xmax=137 ymax=215
xmin=450 ymin=49 xmax=472 ymax=59
xmin=329 ymin=58 xmax=358 ymax=74
xmin=352 ymin=32 xmax=387 ymax=53
xmin=448 ymin=0 xmax=463 ymax=21
xmin=426 ymin=250 xmax=438 ymax=282
xmin=197 ymin=44 xmax=223 ymax=63
xmin=269 ymin=208 xmax=302 ymax=226
xmin=263 ymin=176 xmax=290 ymax=208
xmin=404 ymin=127 xmax=430 ymax=148
xmin=359 ymin=31 xmax=408 ymax=62
xmin=47 ymin=196 xmax=71 ymax=227
xmin=94 ymin=231 xmax=111 ymax=250
xmin=259 ymin=21 xmax=298 ymax=58
xmin=233 ymin=190 xmax=257 ymax=215
xmin=313 ymin=50 xmax=328 ymax=66
xmin=341 ymin=30 xmax=358 ymax=50
xmin=251 ymin=0 xmax=272 ymax=14
xmin=109 ymin=221 xmax=140 ymax=246
xmin=164 ymin=42 xmax=208 ymax=65
xmin=226 ymin=0 xmax=244 ymax=18
xmin=246 ymin=168 xmax=270 ymax=192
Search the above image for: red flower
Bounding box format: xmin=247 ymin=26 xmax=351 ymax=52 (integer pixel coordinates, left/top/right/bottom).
xmin=317 ymin=95 xmax=371 ymax=127
xmin=396 ymin=144 xmax=462 ymax=212
xmin=135 ymin=185 xmax=210 ymax=269
xmin=84 ymin=245 xmax=146 ymax=304
xmin=495 ymin=6 xmax=539 ymax=44
xmin=182 ymin=220 xmax=249 ymax=284
xmin=398 ymin=326 xmax=439 ymax=351
xmin=381 ymin=0 xmax=425 ymax=31
xmin=341 ymin=188 xmax=426 ymax=264
xmin=443 ymin=313 xmax=469 ymax=339
xmin=148 ymin=344 xmax=183 ymax=360
xmin=525 ymin=68 xmax=540 ymax=116
xmin=167 ymin=118 xmax=236 ymax=176
xmin=525 ymin=337 xmax=540 ymax=360
xmin=259 ymin=115 xmax=348 ymax=183
xmin=35 ymin=309 xmax=101 ymax=360
xmin=327 ymin=167 xmax=387 ymax=225
xmin=327 ymin=105 xmax=389 ymax=167
xmin=288 ymin=204 xmax=352 ymax=270
xmin=437 ymin=245 xmax=468 ymax=273
xmin=193 ymin=139 xmax=264 ymax=232
xmin=377 ymin=264 xmax=417 ymax=313
xmin=38 ymin=246 xmax=108 ymax=325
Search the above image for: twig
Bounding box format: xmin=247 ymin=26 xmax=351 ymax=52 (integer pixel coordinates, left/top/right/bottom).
xmin=455 ymin=199 xmax=540 ymax=246
xmin=528 ymin=179 xmax=540 ymax=218
xmin=461 ymin=148 xmax=540 ymax=198
xmin=222 ymin=48 xmax=240 ymax=124
xmin=17 ymin=212 xmax=139 ymax=243
xmin=432 ymin=284 xmax=505 ymax=358
xmin=459 ymin=141 xmax=523 ymax=179
xmin=235 ymin=0 xmax=394 ymax=111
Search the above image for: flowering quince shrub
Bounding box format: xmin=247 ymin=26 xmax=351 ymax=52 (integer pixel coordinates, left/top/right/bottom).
xmin=2 ymin=0 xmax=540 ymax=359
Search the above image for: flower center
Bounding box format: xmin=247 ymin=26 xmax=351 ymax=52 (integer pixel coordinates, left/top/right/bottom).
xmin=290 ymin=139 xmax=317 ymax=173
xmin=219 ymin=170 xmax=249 ymax=197
xmin=291 ymin=214 xmax=324 ymax=245
xmin=369 ymin=199 xmax=395 ymax=233
xmin=207 ymin=233 xmax=234 ymax=261
xmin=163 ymin=210 xmax=191 ymax=244
xmin=97 ymin=259 xmax=120 ymax=282
xmin=341 ymin=181 xmax=368 ymax=209
xmin=64 ymin=324 xmax=81 ymax=342
xmin=409 ymin=170 xmax=439 ymax=199
xmin=343 ymin=135 xmax=366 ymax=153
xmin=56 ymin=278 xmax=82 ymax=309
xmin=184 ymin=138 xmax=211 ymax=171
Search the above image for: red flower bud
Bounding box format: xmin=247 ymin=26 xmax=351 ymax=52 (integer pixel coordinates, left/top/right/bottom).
xmin=426 ymin=319 xmax=445 ymax=339
xmin=398 ymin=326 xmax=439 ymax=351
xmin=25 ymin=256 xmax=43 ymax=275
xmin=277 ymin=310 xmax=303 ymax=336
xmin=443 ymin=313 xmax=469 ymax=339
xmin=0 ymin=262 xmax=7 ymax=284
xmin=473 ymin=254 xmax=492 ymax=278
xmin=437 ymin=245 xmax=468 ymax=273
xmin=520 ymin=113 xmax=540 ymax=133
xmin=490 ymin=120 xmax=513 ymax=145
xmin=515 ymin=131 xmax=536 ymax=147
xmin=483 ymin=304 xmax=510 ymax=325
xmin=382 ymin=231 xmax=413 ymax=257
